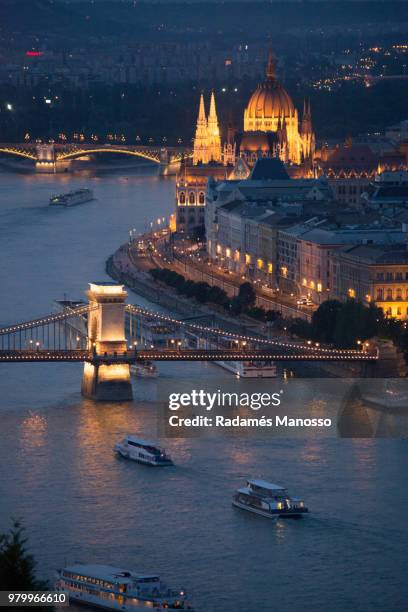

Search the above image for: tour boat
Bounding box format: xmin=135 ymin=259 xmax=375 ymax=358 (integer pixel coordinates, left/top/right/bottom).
xmin=130 ymin=361 xmax=158 ymax=378
xmin=49 ymin=188 xmax=94 ymax=207
xmin=215 ymin=360 xmax=277 ymax=378
xmin=232 ymin=479 xmax=308 ymax=519
xmin=55 ymin=564 xmax=193 ymax=610
xmin=114 ymin=436 xmax=173 ymax=466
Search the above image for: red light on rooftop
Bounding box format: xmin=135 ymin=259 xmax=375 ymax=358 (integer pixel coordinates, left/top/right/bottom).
xmin=26 ymin=51 xmax=43 ymax=57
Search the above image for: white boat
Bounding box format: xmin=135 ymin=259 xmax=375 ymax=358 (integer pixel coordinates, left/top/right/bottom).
xmin=55 ymin=564 xmax=193 ymax=610
xmin=232 ymin=479 xmax=308 ymax=519
xmin=49 ymin=188 xmax=94 ymax=207
xmin=130 ymin=361 xmax=158 ymax=378
xmin=114 ymin=436 xmax=173 ymax=466
xmin=198 ymin=338 xmax=277 ymax=378
xmin=215 ymin=360 xmax=277 ymax=378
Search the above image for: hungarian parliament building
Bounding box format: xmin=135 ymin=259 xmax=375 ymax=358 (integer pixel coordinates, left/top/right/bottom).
xmin=175 ymin=49 xmax=408 ymax=234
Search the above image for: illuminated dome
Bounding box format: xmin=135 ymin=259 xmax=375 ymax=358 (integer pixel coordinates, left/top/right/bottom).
xmin=245 ymin=82 xmax=295 ymax=120
xmin=244 ymin=51 xmax=295 ymax=132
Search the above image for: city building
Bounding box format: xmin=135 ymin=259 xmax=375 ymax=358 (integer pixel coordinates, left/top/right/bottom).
xmin=330 ymin=244 xmax=408 ymax=319
xmin=361 ymin=171 xmax=408 ymax=211
xmin=205 ymin=158 xmax=334 ymax=286
xmin=213 ymin=199 xmax=292 ymax=287
xmin=316 ymin=139 xmax=408 ymax=205
xmin=279 ymin=222 xmax=406 ymax=303
xmin=175 ymin=159 xmax=227 ymax=235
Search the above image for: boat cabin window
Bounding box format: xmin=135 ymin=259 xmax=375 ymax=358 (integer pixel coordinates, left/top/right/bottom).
xmin=249 ymin=483 xmax=286 ymax=496
xmin=62 ymin=572 xmax=115 ymax=590
xmin=127 ymin=440 xmax=160 ymax=455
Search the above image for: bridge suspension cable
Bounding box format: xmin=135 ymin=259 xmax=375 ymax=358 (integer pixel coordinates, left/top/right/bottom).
xmin=125 ymin=304 xmax=364 ymax=358
xmin=0 ymin=305 xmax=91 ymax=336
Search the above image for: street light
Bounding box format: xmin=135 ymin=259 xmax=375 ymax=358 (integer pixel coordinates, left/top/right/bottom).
xmin=6 ymin=103 xmax=13 ymax=111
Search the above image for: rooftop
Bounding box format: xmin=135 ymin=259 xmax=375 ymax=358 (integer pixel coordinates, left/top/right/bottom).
xmin=63 ymin=564 xmax=159 ymax=584
xmin=250 ymin=157 xmax=291 ymax=181
xmin=337 ymin=244 xmax=408 ymax=265
xmin=248 ymin=479 xmax=286 ymax=491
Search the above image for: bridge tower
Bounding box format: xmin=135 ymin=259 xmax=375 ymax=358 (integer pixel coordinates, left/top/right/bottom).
xmin=35 ymin=144 xmax=56 ymax=173
xmin=81 ymin=282 xmax=133 ymax=401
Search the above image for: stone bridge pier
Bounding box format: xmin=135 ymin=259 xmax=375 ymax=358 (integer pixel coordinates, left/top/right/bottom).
xmin=35 ymin=144 xmax=71 ymax=173
xmin=159 ymin=147 xmax=181 ymax=175
xmin=81 ymin=282 xmax=133 ymax=401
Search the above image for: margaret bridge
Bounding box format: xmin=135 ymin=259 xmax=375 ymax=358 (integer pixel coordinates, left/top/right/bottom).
xmin=0 ymin=282 xmax=377 ymax=401
xmin=0 ymin=142 xmax=191 ymax=174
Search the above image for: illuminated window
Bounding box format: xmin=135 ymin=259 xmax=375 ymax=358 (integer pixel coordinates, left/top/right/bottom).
xmin=280 ymin=266 xmax=288 ymax=278
xmin=234 ymin=250 xmax=240 ymax=262
xmin=310 ymin=280 xmax=315 ymax=290
xmin=216 ymin=244 xmax=222 ymax=254
xmin=257 ymin=258 xmax=264 ymax=270
xmin=302 ymin=278 xmax=307 ymax=286
xmin=245 ymin=254 xmax=251 ymax=265
xmin=267 ymin=262 xmax=273 ymax=274
xmin=348 ymin=288 xmax=356 ymax=298
xmin=317 ymin=282 xmax=322 ymax=292
xmin=226 ymin=248 xmax=231 ymax=258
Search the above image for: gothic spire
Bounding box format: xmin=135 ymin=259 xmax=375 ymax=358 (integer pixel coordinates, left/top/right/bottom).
xmin=208 ymin=91 xmax=217 ymax=121
xmin=207 ymin=91 xmax=220 ymax=139
xmin=197 ymin=93 xmax=206 ymax=124
xmin=266 ymin=48 xmax=276 ymax=80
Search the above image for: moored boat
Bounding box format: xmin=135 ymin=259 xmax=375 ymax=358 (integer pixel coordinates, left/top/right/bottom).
xmin=130 ymin=361 xmax=158 ymax=378
xmin=232 ymin=479 xmax=308 ymax=519
xmin=114 ymin=435 xmax=173 ymax=466
xmin=215 ymin=359 xmax=277 ymax=378
xmin=55 ymin=564 xmax=193 ymax=610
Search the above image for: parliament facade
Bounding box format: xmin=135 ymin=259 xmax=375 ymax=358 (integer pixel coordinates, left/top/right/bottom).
xmin=176 ymin=49 xmax=316 ymax=234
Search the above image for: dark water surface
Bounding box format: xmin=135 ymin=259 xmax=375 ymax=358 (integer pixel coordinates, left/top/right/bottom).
xmin=0 ymin=167 xmax=407 ymax=612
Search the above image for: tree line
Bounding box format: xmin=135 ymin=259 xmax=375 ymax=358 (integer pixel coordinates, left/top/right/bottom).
xmin=150 ymin=267 xmax=280 ymax=321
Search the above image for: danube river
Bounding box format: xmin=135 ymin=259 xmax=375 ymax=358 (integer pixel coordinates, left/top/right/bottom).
xmin=0 ymin=165 xmax=407 ymax=612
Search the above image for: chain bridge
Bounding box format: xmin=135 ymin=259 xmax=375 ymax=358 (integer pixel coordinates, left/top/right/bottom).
xmin=0 ymin=283 xmax=377 ymax=400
